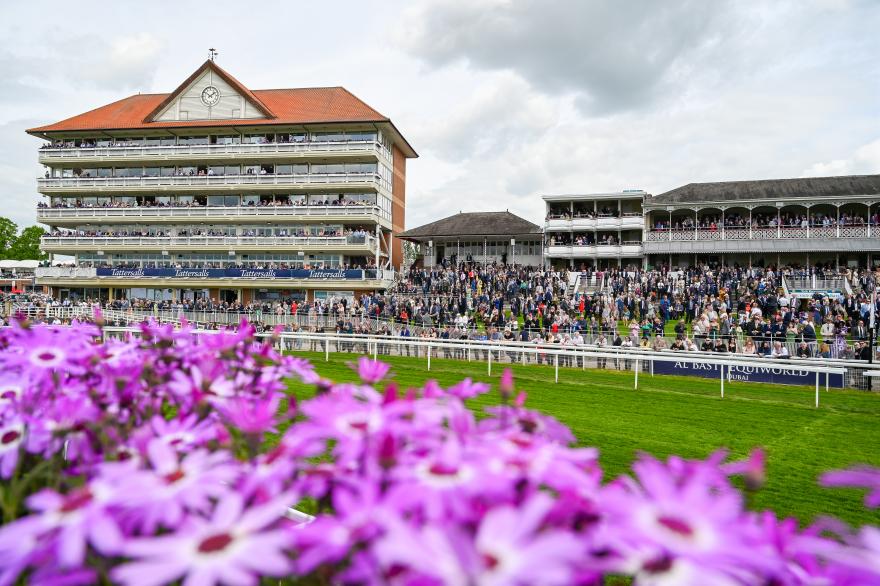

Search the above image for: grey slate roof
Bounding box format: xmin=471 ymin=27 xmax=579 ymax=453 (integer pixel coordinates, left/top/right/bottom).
xmin=648 ymin=174 xmax=880 ymax=206
xmin=398 ymin=211 xmax=542 ymax=240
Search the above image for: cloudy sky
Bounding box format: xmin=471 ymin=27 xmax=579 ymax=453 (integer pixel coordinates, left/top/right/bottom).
xmin=0 ymin=0 xmax=878 ymax=229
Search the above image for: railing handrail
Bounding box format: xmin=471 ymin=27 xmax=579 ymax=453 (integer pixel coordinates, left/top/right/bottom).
xmin=39 ymin=139 xmax=382 ymax=154
xmin=36 ymin=204 xmax=382 ymax=216
xmin=37 ymin=171 xmax=382 ymax=187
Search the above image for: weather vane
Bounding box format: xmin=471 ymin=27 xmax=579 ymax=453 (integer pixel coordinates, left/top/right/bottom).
xmin=209 ymin=48 xmax=218 ymax=61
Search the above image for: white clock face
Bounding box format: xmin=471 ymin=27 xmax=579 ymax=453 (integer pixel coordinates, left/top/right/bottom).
xmin=201 ymin=86 xmax=221 ymax=107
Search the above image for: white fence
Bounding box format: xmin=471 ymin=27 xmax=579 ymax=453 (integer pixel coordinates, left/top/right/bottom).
xmin=99 ymin=327 xmax=849 ymax=407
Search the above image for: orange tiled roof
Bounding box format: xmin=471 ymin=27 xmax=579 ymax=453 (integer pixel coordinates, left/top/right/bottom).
xmin=27 ymin=86 xmax=389 ymax=133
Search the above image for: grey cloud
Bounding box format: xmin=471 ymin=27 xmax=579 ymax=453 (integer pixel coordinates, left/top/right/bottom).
xmin=0 ymin=32 xmax=163 ymax=97
xmin=398 ymin=0 xmax=726 ymax=114
xmin=0 ymin=119 xmax=45 ymax=227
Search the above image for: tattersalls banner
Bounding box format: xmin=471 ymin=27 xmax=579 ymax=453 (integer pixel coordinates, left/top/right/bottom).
xmin=652 ymin=359 xmax=845 ymax=388
xmin=96 ymin=268 xmax=374 ymax=280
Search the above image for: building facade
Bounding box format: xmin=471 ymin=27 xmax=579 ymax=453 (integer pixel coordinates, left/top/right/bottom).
xmin=398 ymin=211 xmax=543 ymax=268
xmin=642 ymin=175 xmax=880 ymax=270
xmin=543 ymin=190 xmax=646 ymax=269
xmin=29 ymin=59 xmax=416 ymax=303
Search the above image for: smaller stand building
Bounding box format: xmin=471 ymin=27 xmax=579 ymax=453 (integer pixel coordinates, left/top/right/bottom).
xmin=398 ymin=211 xmax=542 ymax=268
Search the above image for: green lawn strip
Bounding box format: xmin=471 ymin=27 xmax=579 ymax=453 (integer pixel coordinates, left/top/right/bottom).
xmin=283 ymin=350 xmax=880 ymax=527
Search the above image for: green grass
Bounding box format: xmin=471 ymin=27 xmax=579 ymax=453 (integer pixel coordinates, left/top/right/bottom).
xmin=284 ymin=350 xmax=880 ymax=528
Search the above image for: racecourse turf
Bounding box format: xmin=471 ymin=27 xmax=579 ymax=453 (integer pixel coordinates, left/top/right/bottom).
xmin=284 ymin=350 xmax=880 ymax=528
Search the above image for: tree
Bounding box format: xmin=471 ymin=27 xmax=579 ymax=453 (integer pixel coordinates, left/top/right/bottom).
xmin=7 ymin=225 xmax=47 ymax=261
xmin=0 ymin=217 xmax=18 ymax=258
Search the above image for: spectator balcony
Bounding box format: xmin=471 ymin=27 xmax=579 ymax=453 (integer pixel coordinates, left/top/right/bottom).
xmin=544 ymin=212 xmax=644 ymax=232
xmin=38 ymin=140 xmax=388 ymax=165
xmin=37 ymin=172 xmax=383 ymax=194
xmin=545 ymin=242 xmax=643 ymax=258
xmin=644 ymin=225 xmax=880 ymax=253
xmin=36 ymin=204 xmax=390 ymax=228
xmin=40 ymin=234 xmax=377 ymax=254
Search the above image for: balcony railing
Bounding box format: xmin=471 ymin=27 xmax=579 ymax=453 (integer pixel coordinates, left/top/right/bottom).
xmin=37 ymin=172 xmax=381 ymax=190
xmin=545 ymin=215 xmax=644 ymax=230
xmin=645 ymin=225 xmax=874 ymax=242
xmin=40 ymin=235 xmax=377 ymax=249
xmin=38 ymin=140 xmax=386 ymax=160
xmin=36 ymin=205 xmax=384 ymax=222
xmin=545 ymin=243 xmax=643 ymax=257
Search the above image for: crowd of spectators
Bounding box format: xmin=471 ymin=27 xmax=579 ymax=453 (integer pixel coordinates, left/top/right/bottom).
xmin=652 ymin=211 xmax=879 ymax=231
xmin=6 ymin=261 xmax=879 ymax=362
xmin=38 ymin=195 xmax=376 ymax=209
xmin=47 ymin=226 xmax=370 ymax=240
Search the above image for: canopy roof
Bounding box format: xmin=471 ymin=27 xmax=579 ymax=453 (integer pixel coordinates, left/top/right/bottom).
xmin=648 ymin=174 xmax=880 ymax=207
xmin=398 ymin=211 xmax=542 ymax=240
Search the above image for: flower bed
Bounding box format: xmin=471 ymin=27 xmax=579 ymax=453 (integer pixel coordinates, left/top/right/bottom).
xmin=0 ymin=318 xmax=878 ymax=585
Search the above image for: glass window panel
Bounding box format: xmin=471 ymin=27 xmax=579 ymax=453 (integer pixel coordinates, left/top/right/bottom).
xmin=312 ymin=132 xmax=345 ymax=142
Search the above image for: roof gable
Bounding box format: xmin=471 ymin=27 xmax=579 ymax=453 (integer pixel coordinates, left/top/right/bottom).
xmin=398 ymin=211 xmax=542 ymax=239
xmin=146 ymin=60 xmax=274 ymax=122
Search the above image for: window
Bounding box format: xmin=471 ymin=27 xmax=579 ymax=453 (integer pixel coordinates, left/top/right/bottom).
xmin=178 ymin=136 xmax=209 ymax=145
xmin=312 ymin=132 xmax=345 ymax=143
xmin=346 ymin=131 xmax=377 ymax=142
xmin=214 ymin=135 xmax=241 ymax=145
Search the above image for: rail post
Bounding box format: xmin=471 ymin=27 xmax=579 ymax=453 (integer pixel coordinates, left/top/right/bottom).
xmin=325 ymin=339 xmax=329 ymax=362
xmin=815 ymin=372 xmax=819 ymax=408
xmin=720 ymin=364 xmax=724 ymax=398
xmin=634 ymin=359 xmax=639 ymax=390
xmin=427 ymin=344 xmax=431 ymax=371
xmin=488 ymin=347 xmax=492 ymax=376
xmin=555 ymin=353 xmax=559 ymax=383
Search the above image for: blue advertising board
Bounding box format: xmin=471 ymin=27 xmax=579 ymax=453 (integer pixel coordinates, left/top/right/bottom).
xmin=96 ymin=268 xmax=373 ymax=280
xmin=652 ymin=359 xmax=844 ymax=388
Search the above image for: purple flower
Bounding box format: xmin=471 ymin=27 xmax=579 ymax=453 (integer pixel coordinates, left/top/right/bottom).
xmin=499 ymin=368 xmax=514 ymax=398
xmin=217 ymin=395 xmax=280 ymax=435
xmin=0 ymin=418 xmax=24 ymax=478
xmin=352 ymin=357 xmax=391 ymax=385
xmin=821 ymin=466 xmax=880 ymax=508
xmin=112 ymin=492 xmax=294 ymax=586
xmin=446 ymin=378 xmax=490 ymax=399
xmin=17 ymin=482 xmax=123 ymax=567
xmin=376 ymin=493 xmax=585 ymax=585
xmin=112 ymin=440 xmax=240 ymax=533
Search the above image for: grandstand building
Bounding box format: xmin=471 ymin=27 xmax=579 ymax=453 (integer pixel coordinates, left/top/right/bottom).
xmin=543 ymin=190 xmax=646 ymax=269
xmin=541 ymin=176 xmax=880 ymax=271
xmin=643 ymin=175 xmax=880 ymax=270
xmin=28 ymin=59 xmax=416 ymax=303
xmin=398 ymin=211 xmax=543 ymax=268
